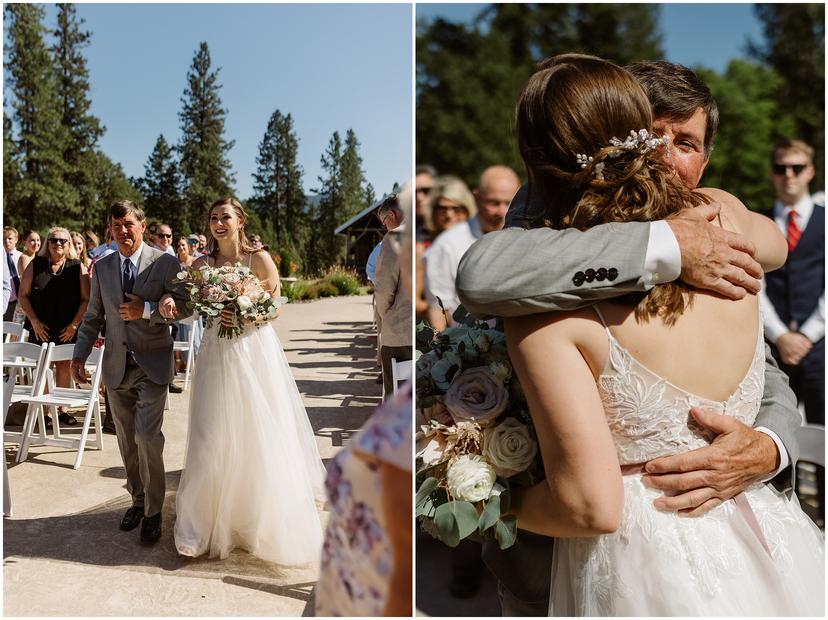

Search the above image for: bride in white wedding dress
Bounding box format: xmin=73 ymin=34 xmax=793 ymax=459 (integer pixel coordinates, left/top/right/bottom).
xmin=505 ymin=54 xmax=824 ymax=616
xmin=171 ymin=197 xmax=325 ymax=565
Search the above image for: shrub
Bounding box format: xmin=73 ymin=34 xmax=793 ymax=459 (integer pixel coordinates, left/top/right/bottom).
xmin=283 ymin=281 xmax=308 ymax=302
xmin=326 ymin=269 xmax=361 ymax=296
xmin=308 ymin=282 xmax=339 ymax=298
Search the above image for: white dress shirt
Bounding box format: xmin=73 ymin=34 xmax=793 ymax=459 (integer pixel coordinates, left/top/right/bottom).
xmin=423 ymin=216 xmax=484 ymax=318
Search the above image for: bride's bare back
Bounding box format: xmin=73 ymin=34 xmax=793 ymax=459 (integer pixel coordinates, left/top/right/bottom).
xmin=571 ymin=188 xmax=786 ymax=401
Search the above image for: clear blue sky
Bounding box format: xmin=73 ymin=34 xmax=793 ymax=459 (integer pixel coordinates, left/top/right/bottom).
xmin=25 ymin=3 xmax=413 ymax=202
xmin=415 ymin=3 xmax=764 ymax=73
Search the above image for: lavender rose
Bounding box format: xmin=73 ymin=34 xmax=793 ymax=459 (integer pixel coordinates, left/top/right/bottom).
xmin=444 ymin=367 xmax=509 ymax=426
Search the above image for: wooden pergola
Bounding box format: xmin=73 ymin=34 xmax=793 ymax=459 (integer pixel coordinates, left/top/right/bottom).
xmin=335 ymin=198 xmax=386 ymax=281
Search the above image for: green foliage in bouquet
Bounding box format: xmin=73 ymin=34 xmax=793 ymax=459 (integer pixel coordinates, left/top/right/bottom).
xmin=415 ymin=306 xmax=541 ymax=550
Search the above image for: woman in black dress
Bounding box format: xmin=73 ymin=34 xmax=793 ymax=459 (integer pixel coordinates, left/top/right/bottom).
xmin=18 ymin=226 xmax=90 ymax=425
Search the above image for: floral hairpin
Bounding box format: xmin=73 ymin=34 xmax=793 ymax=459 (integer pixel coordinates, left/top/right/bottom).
xmin=576 ymin=129 xmax=670 ymax=179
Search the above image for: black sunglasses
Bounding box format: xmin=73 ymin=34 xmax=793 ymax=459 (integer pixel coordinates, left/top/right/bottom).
xmin=157 ymin=233 xmax=172 ymax=238
xmin=416 ymin=187 xmax=434 ymax=195
xmin=772 ymin=163 xmax=808 ymax=176
xmin=433 ymin=203 xmax=465 ymax=213
xmin=48 ymin=237 xmax=70 ymax=245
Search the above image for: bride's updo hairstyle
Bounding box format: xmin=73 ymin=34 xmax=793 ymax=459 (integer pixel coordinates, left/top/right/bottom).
xmin=516 ymin=53 xmax=708 ymax=325
xmin=205 ymin=196 xmax=257 ymax=257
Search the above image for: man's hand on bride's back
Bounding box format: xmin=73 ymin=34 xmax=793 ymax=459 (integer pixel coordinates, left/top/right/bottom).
xmin=640 ymin=407 xmax=779 ymax=516
xmin=667 ymin=202 xmax=763 ymax=299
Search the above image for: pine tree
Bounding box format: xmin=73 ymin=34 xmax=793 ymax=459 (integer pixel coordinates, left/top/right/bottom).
xmin=137 ymin=134 xmax=186 ymax=233
xmin=340 ymin=128 xmax=368 ymax=222
xmin=365 ymin=182 xmax=376 ymax=210
xmin=313 ymin=131 xmax=345 ymax=270
xmin=178 ymin=42 xmax=236 ymax=231
xmin=52 ymin=3 xmax=105 ymax=226
xmin=4 ymin=3 xmax=77 ymax=231
xmin=251 ymin=110 xmax=305 ymax=247
xmin=3 ymin=112 xmax=20 ymax=216
xmin=89 ymin=151 xmax=143 ymax=233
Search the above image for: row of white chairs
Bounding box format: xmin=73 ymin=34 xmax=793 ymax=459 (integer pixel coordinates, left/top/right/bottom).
xmin=3 ymin=341 xmax=106 ymax=470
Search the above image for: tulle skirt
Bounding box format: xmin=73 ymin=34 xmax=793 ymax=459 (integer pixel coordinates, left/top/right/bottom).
xmin=174 ymin=322 xmax=326 ymax=565
xmin=550 ymin=476 xmax=825 ymax=616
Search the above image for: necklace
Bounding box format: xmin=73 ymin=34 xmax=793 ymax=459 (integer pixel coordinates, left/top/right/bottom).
xmin=50 ymin=259 xmax=67 ymax=276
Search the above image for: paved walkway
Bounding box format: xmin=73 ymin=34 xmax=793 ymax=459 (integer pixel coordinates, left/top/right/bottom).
xmin=4 ymin=295 xmax=381 ymax=617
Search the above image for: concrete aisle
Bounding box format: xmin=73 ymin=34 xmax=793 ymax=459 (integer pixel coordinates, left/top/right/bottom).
xmin=3 ymin=295 xmax=381 ymax=617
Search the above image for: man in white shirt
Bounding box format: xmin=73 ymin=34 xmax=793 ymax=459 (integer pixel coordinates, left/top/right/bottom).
xmin=760 ymin=138 xmax=824 ymax=425
xmin=423 ymin=165 xmax=520 ymax=330
xmin=154 ymin=223 xmax=175 ymax=256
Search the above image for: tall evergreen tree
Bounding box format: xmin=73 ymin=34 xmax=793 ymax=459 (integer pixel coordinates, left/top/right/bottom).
xmin=340 ymin=128 xmax=368 ymax=222
xmin=3 ymin=112 xmax=20 ymax=216
xmin=748 ymin=4 xmax=825 ymax=191
xmin=313 ymin=131 xmax=345 ymax=270
xmin=4 ymin=3 xmax=76 ymax=231
xmin=89 ymin=151 xmax=142 ymax=233
xmin=178 ymin=42 xmax=235 ymax=231
xmin=137 ymin=134 xmax=186 ymax=233
xmin=251 ymin=110 xmax=305 ymax=247
xmin=52 ymin=3 xmax=105 ymax=226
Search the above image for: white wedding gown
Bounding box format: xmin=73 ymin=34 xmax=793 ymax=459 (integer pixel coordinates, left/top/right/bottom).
xmin=174 ymin=320 xmax=326 ymax=565
xmin=549 ymin=308 xmax=825 ymax=616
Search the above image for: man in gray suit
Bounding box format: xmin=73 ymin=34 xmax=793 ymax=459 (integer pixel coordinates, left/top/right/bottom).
xmin=456 ymin=60 xmax=802 ymax=615
xmin=71 ymin=200 xmax=189 ymax=545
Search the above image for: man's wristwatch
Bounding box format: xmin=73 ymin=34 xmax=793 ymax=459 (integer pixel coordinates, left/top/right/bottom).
xmin=71 ymin=323 xmax=79 ymax=331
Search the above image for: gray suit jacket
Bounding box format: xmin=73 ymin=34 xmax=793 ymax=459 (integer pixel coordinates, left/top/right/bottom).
xmin=375 ymin=231 xmax=412 ymax=348
xmin=74 ymin=245 xmax=190 ymax=388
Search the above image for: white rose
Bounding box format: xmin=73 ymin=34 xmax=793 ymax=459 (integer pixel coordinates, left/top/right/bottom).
xmin=176 ymin=271 xmax=188 ymax=280
xmin=446 ymin=454 xmax=496 ymax=502
xmin=236 ymin=295 xmax=253 ymax=311
xmin=483 ymin=418 xmax=538 ymax=477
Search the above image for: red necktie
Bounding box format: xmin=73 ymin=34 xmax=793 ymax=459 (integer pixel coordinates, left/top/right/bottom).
xmin=787 ymin=210 xmax=801 ymax=252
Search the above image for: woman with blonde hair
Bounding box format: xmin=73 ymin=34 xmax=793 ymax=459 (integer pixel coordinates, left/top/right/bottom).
xmin=495 ymin=53 xmax=823 ymax=615
xmin=172 ymin=197 xmax=325 ymax=565
xmin=18 ymin=226 xmax=90 ymax=426
xmin=70 ymin=231 xmax=91 ymax=269
xmin=416 ymin=175 xmax=476 ymax=319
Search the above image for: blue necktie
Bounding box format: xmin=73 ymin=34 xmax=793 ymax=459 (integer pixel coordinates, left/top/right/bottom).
xmin=6 ymin=252 xmax=19 ymax=287
xmin=122 ymin=259 xmax=135 ymax=297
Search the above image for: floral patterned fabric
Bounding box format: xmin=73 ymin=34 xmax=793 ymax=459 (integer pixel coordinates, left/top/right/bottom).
xmin=315 ymin=383 xmax=412 ymax=617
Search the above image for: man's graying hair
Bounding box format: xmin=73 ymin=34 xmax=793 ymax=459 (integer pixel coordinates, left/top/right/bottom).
xmin=625 ymin=60 xmax=719 ymax=157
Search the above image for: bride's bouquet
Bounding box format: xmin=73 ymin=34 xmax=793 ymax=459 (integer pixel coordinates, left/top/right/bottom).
xmin=175 ymin=263 xmax=287 ymax=339
xmin=416 ymin=307 xmax=542 ymax=550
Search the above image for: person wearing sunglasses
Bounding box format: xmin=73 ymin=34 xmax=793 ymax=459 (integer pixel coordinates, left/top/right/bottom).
xmin=154 ymin=223 xmax=175 ymax=255
xmin=18 ymin=226 xmax=90 ymax=426
xmin=760 ymin=138 xmax=824 ymax=449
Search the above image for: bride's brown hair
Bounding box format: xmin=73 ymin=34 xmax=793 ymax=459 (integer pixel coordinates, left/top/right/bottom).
xmin=516 ymin=53 xmax=709 ymax=325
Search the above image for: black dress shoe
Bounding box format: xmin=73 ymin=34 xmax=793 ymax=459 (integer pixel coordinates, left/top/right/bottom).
xmin=120 ymin=506 xmax=144 ymax=531
xmin=102 ymin=423 xmax=117 ymax=435
xmin=168 ymin=383 xmax=183 ymax=394
xmin=140 ymin=513 xmax=162 ymax=545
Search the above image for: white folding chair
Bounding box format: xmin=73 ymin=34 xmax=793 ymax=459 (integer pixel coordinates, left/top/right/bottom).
xmin=3 ymin=341 xmax=51 ymax=516
xmin=391 ymin=357 xmax=412 ymax=395
xmin=797 ymin=424 xmax=825 ymax=468
xmin=173 ymin=316 xmax=197 ymax=391
xmin=17 ymin=344 xmax=106 ymax=469
xmin=3 ymin=321 xmax=29 ymax=343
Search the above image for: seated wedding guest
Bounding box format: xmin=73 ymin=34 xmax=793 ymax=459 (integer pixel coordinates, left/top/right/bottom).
xmin=374 ymin=194 xmax=411 ymax=398
xmin=197 ymin=233 xmax=207 ymax=254
xmin=18 ymin=226 xmax=90 ymax=426
xmin=17 ymin=230 xmax=41 ymax=276
xmin=71 ymin=231 xmax=91 ymax=270
xmin=316 ymin=184 xmax=413 ymax=618
xmin=423 ymin=165 xmax=519 ymax=330
xmin=82 ymin=228 xmax=99 ymax=260
xmin=416 ymin=175 xmax=476 ymax=320
xmin=145 ymin=221 xmax=159 ymax=248
xmin=4 ymin=226 xmax=22 ymax=322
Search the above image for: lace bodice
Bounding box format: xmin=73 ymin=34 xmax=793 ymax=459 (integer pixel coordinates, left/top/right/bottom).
xmin=594 ymin=307 xmax=765 ymax=465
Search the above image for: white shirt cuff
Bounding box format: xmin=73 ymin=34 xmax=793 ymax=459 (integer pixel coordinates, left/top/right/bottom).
xmin=644 ymin=221 xmax=681 ymax=288
xmin=754 ymin=426 xmax=791 ymax=481
xmin=143 ymin=302 xmax=152 ymax=320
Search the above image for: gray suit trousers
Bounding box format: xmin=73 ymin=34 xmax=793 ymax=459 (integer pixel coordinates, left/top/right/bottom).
xmin=107 ymin=356 xmax=167 ymax=517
